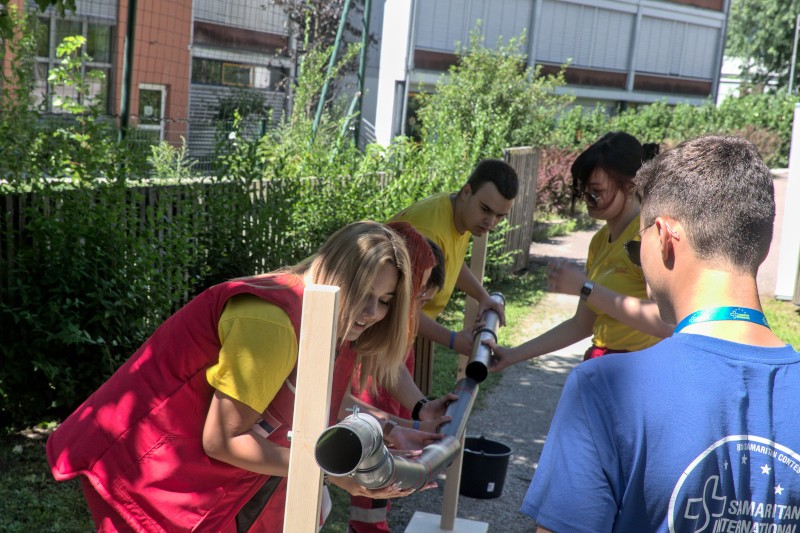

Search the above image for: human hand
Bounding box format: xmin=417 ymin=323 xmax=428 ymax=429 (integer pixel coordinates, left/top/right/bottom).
xmin=387 ymin=424 xmax=444 ymax=451
xmin=482 ymin=338 xmax=523 ymax=372
xmin=478 ymin=294 xmax=506 ymax=327
xmin=547 ymin=260 xmax=587 ymax=296
xmin=418 ymin=393 xmax=459 ymax=430
xmin=327 ymin=474 xmax=414 ymax=499
xmin=453 ymin=328 xmax=475 ymax=356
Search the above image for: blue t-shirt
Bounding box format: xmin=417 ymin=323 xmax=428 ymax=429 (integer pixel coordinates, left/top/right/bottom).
xmin=522 ymin=334 xmax=800 ymax=532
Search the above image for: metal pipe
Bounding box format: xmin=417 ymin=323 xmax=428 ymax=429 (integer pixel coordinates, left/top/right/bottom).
xmin=465 ymin=292 xmax=505 ymax=383
xmin=436 ymin=377 xmax=478 ymax=439
xmin=315 ymin=411 xmax=383 ymax=476
xmin=790 ymin=13 xmax=800 ymax=95
xmin=354 ymin=0 xmax=372 ymax=145
xmin=311 ymin=0 xmax=352 ymax=144
xmin=315 ymin=411 xmax=463 ymax=491
xmin=118 ymin=0 xmax=138 ymax=142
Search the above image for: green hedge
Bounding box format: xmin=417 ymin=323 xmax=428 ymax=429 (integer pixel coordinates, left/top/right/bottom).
xmin=553 ymin=92 xmax=800 ymax=168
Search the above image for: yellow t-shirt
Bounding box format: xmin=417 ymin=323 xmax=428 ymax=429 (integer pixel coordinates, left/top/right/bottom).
xmin=586 ymin=215 xmax=660 ymax=351
xmin=392 ymin=192 xmax=471 ymax=319
xmin=206 ymin=294 xmax=298 ymax=414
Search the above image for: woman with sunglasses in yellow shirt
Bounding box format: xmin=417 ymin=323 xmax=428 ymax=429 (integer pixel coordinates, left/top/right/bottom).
xmin=488 ymin=132 xmax=673 ymax=370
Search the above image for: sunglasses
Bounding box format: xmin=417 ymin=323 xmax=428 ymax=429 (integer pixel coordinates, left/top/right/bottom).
xmin=625 ymin=240 xmax=643 ymax=267
xmin=624 ymin=223 xmax=655 ymax=267
xmin=572 ymin=188 xmax=600 ymax=208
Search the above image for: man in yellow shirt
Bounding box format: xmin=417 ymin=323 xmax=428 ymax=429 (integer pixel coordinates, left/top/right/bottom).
xmin=392 ymin=158 xmax=518 ymax=356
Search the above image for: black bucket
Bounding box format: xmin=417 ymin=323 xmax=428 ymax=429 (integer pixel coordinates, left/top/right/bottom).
xmin=459 ymin=435 xmax=512 ymax=499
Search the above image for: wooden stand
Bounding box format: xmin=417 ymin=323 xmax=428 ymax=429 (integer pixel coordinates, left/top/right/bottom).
xmin=407 ymin=233 xmax=490 ymax=532
xmin=283 ymin=285 xmax=340 ymax=533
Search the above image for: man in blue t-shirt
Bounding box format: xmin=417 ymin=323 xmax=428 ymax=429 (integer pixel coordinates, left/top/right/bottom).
xmin=521 ymin=135 xmax=800 ymax=532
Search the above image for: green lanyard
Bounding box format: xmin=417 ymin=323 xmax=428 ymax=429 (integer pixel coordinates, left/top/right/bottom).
xmin=673 ymin=307 xmax=770 ymax=335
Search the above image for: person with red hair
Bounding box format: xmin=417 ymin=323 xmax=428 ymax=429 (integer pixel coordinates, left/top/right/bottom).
xmin=346 ymin=221 xmax=456 ymax=533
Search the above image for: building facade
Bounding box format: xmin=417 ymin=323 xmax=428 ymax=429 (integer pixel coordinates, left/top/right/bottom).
xmin=362 ymin=0 xmax=730 ymax=145
xmin=7 ymin=0 xmax=291 ymax=160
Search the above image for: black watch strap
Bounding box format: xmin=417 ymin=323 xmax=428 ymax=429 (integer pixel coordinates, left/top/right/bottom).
xmin=411 ymin=398 xmax=429 ymax=420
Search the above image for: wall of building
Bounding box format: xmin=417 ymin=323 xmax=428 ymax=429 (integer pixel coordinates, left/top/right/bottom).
xmin=114 ymin=0 xmax=193 ymax=143
xmin=411 ymin=0 xmax=728 ymax=106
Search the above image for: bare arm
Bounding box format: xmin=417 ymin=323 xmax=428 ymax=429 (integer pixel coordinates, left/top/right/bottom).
xmin=203 ymin=390 xmax=417 ymax=498
xmin=416 ymin=313 xmax=475 ymax=356
xmin=202 ymin=390 xmax=291 ymax=477
xmin=455 ymin=263 xmax=506 ymax=326
xmin=548 ymin=260 xmax=673 ymax=338
xmin=488 ymin=302 xmax=596 ymax=372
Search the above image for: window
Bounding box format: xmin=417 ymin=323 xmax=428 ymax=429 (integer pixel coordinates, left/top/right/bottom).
xmin=222 ymin=63 xmax=253 ymax=87
xmin=192 ymin=58 xmax=287 ymax=91
xmin=138 ymin=84 xmax=166 ymax=141
xmin=34 ymin=16 xmax=114 ymax=113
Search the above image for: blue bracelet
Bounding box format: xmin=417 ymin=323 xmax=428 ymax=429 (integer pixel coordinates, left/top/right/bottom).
xmin=448 ymin=330 xmax=456 ymax=350
xmin=413 ymin=420 xmax=420 ymax=430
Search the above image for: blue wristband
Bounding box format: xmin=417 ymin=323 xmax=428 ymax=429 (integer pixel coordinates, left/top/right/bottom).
xmin=413 ymin=420 xmax=420 ymax=430
xmin=448 ymin=330 xmax=456 ymax=350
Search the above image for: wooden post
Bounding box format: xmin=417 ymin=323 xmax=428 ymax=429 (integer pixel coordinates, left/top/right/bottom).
xmin=441 ymin=232 xmax=488 ymax=530
xmin=404 ymin=233 xmax=490 ymax=533
xmin=457 ymin=232 xmax=488 ymax=380
xmin=284 ymin=285 xmax=340 ymax=533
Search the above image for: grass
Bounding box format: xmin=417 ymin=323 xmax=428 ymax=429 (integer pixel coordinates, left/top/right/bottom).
xmin=763 ymin=297 xmax=800 ymax=349
xmin=0 ymin=424 xmax=93 ymax=532
xmin=3 ymin=271 xmax=796 ymax=531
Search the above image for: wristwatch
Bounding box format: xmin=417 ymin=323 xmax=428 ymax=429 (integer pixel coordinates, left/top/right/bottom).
xmin=580 ymin=281 xmax=594 ymax=301
xmin=411 ymin=397 xmax=429 ymax=421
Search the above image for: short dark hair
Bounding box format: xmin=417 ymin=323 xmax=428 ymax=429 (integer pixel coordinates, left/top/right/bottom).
xmin=571 ymin=131 xmax=658 ymax=197
xmin=426 ymin=239 xmax=445 ymax=291
xmin=635 ymin=135 xmax=775 ymax=273
xmin=466 ymin=159 xmax=519 ymax=200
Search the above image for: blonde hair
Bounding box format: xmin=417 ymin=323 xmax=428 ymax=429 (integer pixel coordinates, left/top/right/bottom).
xmin=292 ymin=221 xmax=412 ymax=392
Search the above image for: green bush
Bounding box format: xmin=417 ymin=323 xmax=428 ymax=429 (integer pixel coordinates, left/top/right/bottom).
xmin=553 ymin=92 xmax=800 ymax=168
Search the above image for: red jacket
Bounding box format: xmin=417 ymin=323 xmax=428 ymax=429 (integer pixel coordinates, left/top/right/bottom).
xmin=47 ymin=274 xmax=356 ymax=532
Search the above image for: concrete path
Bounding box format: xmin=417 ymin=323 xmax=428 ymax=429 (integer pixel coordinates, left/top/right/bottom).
xmin=391 ymin=172 xmax=787 ymax=531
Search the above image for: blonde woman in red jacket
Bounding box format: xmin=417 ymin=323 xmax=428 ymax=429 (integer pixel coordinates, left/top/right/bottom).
xmin=47 ymin=221 xmax=437 ymax=532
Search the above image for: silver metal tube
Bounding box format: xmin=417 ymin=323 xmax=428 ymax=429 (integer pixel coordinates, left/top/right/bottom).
xmin=437 ymin=377 xmax=479 ymax=439
xmin=315 ymin=412 xmax=383 ymax=476
xmin=315 ymin=413 xmax=464 ymax=491
xmin=465 ymin=292 xmax=505 ymax=382
xmin=354 ymin=435 xmax=462 ymax=490
xmin=315 ymin=292 xmax=504 ymax=491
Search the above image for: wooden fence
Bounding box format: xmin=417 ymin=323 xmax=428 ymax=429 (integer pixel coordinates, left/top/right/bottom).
xmin=503 ymin=146 xmax=541 ymax=273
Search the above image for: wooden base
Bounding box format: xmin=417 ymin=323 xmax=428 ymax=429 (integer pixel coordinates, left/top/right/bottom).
xmin=404 ymin=511 xmax=489 ymax=533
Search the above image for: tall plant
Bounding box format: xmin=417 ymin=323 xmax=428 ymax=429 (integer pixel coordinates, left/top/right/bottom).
xmin=416 ymin=28 xmax=572 ymax=171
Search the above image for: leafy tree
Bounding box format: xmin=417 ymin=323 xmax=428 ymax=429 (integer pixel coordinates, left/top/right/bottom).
xmin=0 ymin=0 xmax=73 ymax=40
xmin=726 ymin=0 xmax=800 ymax=90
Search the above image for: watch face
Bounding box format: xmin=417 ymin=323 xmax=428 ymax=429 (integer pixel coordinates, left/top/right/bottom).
xmin=580 ymin=282 xmax=593 ymax=299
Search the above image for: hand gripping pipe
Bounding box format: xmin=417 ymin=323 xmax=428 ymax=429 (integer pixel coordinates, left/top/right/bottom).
xmin=314 ymin=296 xmax=503 ymax=491
xmin=465 ymin=292 xmax=505 ymax=383
xmin=315 ymin=408 xmax=461 ymax=491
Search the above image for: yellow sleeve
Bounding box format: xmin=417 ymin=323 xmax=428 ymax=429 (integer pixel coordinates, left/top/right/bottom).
xmin=393 ymin=193 xmax=470 ymax=319
xmin=207 ymin=294 xmax=298 ymax=414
